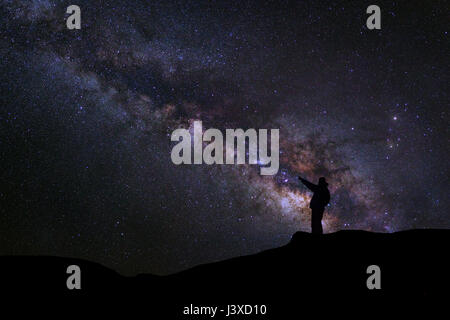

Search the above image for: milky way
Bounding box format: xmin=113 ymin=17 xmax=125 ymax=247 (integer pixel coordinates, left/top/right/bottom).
xmin=0 ymin=0 xmax=448 ymax=275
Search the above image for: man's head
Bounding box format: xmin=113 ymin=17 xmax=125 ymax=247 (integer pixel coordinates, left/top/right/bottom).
xmin=318 ymin=177 xmax=328 ymax=187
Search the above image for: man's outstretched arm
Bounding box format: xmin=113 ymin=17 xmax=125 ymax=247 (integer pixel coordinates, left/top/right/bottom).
xmin=298 ymin=177 xmax=318 ymax=192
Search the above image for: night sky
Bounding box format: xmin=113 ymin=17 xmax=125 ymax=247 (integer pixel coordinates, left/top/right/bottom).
xmin=0 ymin=0 xmax=448 ymax=275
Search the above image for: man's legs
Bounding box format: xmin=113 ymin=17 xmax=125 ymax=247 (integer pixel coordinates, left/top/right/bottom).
xmin=311 ymin=208 xmax=324 ymax=234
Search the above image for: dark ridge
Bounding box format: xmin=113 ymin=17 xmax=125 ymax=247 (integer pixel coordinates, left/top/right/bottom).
xmin=1 ymin=229 xmax=449 ymax=315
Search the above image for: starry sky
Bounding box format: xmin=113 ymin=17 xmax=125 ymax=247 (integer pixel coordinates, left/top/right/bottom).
xmin=0 ymin=0 xmax=448 ymax=275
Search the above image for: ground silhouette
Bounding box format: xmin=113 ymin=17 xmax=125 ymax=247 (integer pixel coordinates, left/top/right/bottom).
xmin=0 ymin=229 xmax=448 ymax=316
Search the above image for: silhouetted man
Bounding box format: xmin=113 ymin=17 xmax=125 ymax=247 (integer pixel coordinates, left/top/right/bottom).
xmin=298 ymin=176 xmax=330 ymax=234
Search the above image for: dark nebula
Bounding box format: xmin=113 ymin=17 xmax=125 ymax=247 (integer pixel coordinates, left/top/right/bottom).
xmin=0 ymin=0 xmax=448 ymax=275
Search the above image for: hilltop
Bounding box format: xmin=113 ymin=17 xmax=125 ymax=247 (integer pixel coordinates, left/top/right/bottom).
xmin=1 ymin=229 xmax=448 ymax=316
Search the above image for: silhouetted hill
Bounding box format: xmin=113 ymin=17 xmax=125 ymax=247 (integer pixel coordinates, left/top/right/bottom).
xmin=1 ymin=229 xmax=449 ymax=316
